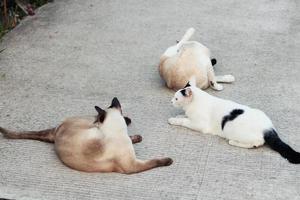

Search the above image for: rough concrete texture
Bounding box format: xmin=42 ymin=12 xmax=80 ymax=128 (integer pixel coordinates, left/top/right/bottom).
xmin=0 ymin=0 xmax=300 ymax=199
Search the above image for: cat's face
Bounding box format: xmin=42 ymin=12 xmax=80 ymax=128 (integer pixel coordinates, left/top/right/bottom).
xmin=172 ymin=84 xmax=193 ymax=108
xmin=94 ymin=97 xmax=126 ymax=127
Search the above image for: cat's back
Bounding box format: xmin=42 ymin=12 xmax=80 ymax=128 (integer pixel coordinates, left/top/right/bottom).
xmin=53 ymin=116 xmax=96 ymax=145
xmin=216 ymin=98 xmax=273 ymax=131
xmin=55 ymin=117 xmax=102 ymax=150
xmin=60 ymin=116 xmax=95 ymax=128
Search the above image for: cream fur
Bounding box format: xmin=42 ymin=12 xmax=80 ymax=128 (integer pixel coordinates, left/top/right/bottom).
xmin=159 ymin=28 xmax=235 ymax=91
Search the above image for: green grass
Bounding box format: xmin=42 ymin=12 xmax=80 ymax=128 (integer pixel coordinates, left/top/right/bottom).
xmin=0 ymin=0 xmax=51 ymax=40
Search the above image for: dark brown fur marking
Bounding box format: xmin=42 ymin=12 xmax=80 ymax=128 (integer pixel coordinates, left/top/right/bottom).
xmin=83 ymin=139 xmax=104 ymax=156
xmin=129 ymin=135 xmax=142 ymax=144
xmin=155 ymin=158 xmax=173 ymax=167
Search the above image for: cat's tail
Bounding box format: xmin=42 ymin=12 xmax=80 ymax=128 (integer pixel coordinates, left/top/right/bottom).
xmin=264 ymin=129 xmax=300 ymax=164
xmin=176 ymin=27 xmax=195 ymax=49
xmin=0 ymin=126 xmax=56 ymax=143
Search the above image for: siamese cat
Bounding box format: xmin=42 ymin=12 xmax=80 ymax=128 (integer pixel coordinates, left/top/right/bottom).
xmin=0 ymin=98 xmax=173 ymax=173
xmin=168 ymin=79 xmax=300 ymax=164
xmin=159 ymin=27 xmax=235 ymax=91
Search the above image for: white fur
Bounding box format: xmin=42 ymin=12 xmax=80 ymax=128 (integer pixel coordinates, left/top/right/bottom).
xmin=168 ymin=82 xmax=274 ymax=148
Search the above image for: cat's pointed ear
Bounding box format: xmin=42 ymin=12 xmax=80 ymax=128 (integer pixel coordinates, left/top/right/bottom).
xmin=124 ymin=116 xmax=131 ymax=126
xmin=184 ymin=82 xmax=191 ymax=88
xmin=94 ymin=106 xmax=106 ymax=123
xmin=110 ymin=97 xmax=121 ymax=109
xmin=188 ymin=76 xmax=196 ymax=87
xmin=95 ymin=106 xmax=105 ymax=114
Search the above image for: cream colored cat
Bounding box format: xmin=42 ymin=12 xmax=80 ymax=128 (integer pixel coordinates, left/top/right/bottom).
xmin=159 ymin=28 xmax=235 ymax=91
xmin=0 ymin=98 xmax=173 ymax=173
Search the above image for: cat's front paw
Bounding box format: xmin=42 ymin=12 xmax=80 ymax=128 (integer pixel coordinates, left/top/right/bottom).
xmin=168 ymin=118 xmax=182 ymax=126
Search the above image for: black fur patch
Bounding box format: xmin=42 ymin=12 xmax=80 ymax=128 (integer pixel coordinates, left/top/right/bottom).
xmin=109 ymin=97 xmax=121 ymax=109
xmin=180 ymin=89 xmax=187 ymax=96
xmin=211 ymin=58 xmax=217 ymax=66
xmin=264 ymin=129 xmax=300 ymax=164
xmin=184 ymin=82 xmax=191 ymax=88
xmin=124 ymin=116 xmax=131 ymax=126
xmin=221 ymin=109 xmax=244 ymax=130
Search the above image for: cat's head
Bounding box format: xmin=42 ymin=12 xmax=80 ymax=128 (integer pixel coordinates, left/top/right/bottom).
xmin=94 ymin=97 xmax=130 ymax=127
xmin=171 ymin=77 xmax=196 ymax=108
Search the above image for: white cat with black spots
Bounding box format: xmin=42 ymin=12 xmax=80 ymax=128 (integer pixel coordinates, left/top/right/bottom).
xmin=168 ymin=78 xmax=300 ymax=164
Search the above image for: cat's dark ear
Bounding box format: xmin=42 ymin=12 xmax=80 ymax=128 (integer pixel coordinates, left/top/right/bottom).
xmin=184 ymin=82 xmax=191 ymax=88
xmin=95 ymin=106 xmax=105 ymax=114
xmin=124 ymin=116 xmax=131 ymax=126
xmin=184 ymin=77 xmax=196 ymax=88
xmin=94 ymin=106 xmax=106 ymax=123
xmin=109 ymin=97 xmax=121 ymax=109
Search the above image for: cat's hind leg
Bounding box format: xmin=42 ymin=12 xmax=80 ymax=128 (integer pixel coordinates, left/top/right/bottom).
xmin=215 ymin=75 xmax=235 ymax=83
xmin=207 ymin=65 xmax=224 ymax=91
xmin=228 ymin=140 xmax=254 ymax=149
xmin=120 ymin=158 xmax=173 ymax=174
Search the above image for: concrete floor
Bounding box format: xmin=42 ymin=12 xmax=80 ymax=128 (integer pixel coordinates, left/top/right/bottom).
xmin=0 ymin=0 xmax=300 ymax=199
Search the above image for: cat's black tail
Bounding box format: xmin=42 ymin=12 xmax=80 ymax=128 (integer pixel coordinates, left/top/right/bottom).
xmin=264 ymin=129 xmax=300 ymax=164
xmin=0 ymin=126 xmax=56 ymax=143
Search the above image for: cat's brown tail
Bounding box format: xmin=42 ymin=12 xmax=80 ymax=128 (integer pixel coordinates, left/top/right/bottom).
xmin=0 ymin=126 xmax=56 ymax=143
